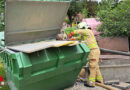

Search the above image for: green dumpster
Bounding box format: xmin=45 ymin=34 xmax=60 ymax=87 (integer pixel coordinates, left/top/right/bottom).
xmin=0 ymin=1 xmax=90 ymax=90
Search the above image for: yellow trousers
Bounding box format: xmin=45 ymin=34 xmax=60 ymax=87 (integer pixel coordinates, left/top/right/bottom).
xmin=88 ymin=48 xmax=103 ymax=86
xmin=79 ymin=48 xmax=103 ymax=86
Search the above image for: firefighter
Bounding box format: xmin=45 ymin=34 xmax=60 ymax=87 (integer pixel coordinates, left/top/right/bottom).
xmin=68 ymin=22 xmax=103 ymax=87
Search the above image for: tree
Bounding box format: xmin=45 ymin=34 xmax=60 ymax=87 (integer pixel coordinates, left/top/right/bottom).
xmin=87 ymin=1 xmax=98 ymax=17
xmin=82 ymin=8 xmax=88 ymax=18
xmin=82 ymin=0 xmax=88 ymax=18
xmin=97 ymin=0 xmax=130 ymax=37
xmin=67 ymin=0 xmax=98 ymax=24
xmin=67 ymin=0 xmax=83 ymax=24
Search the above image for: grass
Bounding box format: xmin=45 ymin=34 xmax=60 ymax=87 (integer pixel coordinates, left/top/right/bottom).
xmin=0 ymin=59 xmax=10 ymax=90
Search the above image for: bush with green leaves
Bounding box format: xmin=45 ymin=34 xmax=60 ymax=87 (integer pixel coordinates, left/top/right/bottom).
xmin=65 ymin=27 xmax=77 ymax=34
xmin=64 ymin=18 xmax=70 ymax=24
xmin=0 ymin=0 xmax=4 ymax=31
xmin=87 ymin=1 xmax=98 ymax=17
xmin=0 ymin=59 xmax=10 ymax=90
xmin=65 ymin=27 xmax=82 ymax=40
xmin=97 ymin=0 xmax=130 ymax=37
xmin=67 ymin=0 xmax=98 ymax=23
xmin=82 ymin=8 xmax=88 ymax=18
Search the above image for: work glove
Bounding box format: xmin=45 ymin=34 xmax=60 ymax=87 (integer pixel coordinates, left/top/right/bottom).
xmin=67 ymin=32 xmax=74 ymax=38
xmin=69 ymin=37 xmax=75 ymax=40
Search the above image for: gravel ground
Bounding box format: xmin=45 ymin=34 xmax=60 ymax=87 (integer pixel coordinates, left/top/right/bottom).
xmin=65 ymin=82 xmax=106 ymax=90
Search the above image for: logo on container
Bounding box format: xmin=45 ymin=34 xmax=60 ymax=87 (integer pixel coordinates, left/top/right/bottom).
xmin=0 ymin=76 xmax=5 ymax=88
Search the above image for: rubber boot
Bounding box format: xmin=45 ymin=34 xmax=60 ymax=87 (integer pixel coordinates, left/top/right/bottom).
xmin=96 ymin=64 xmax=103 ymax=83
xmin=84 ymin=66 xmax=96 ymax=87
xmin=84 ymin=80 xmax=95 ymax=87
xmin=96 ymin=75 xmax=103 ymax=83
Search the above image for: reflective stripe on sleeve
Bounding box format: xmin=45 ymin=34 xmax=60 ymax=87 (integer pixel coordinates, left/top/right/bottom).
xmin=88 ymin=42 xmax=98 ymax=49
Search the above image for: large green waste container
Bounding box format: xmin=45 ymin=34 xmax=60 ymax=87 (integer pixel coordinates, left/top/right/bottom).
xmin=0 ymin=1 xmax=90 ymax=90
xmin=0 ymin=41 xmax=89 ymax=90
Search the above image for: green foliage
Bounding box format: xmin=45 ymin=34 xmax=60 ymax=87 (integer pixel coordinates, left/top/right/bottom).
xmin=67 ymin=0 xmax=98 ymax=23
xmin=0 ymin=60 xmax=10 ymax=90
xmin=65 ymin=27 xmax=81 ymax=39
xmin=0 ymin=0 xmax=4 ymax=31
xmin=81 ymin=0 xmax=88 ymax=18
xmin=67 ymin=1 xmax=83 ymax=23
xmin=0 ymin=62 xmax=5 ymax=79
xmin=65 ymin=27 xmax=77 ymax=34
xmin=87 ymin=1 xmax=98 ymax=17
xmin=82 ymin=8 xmax=88 ymax=18
xmin=97 ymin=0 xmax=130 ymax=37
xmin=97 ymin=0 xmax=118 ymax=11
xmin=82 ymin=0 xmax=98 ymax=17
xmin=64 ymin=18 xmax=70 ymax=24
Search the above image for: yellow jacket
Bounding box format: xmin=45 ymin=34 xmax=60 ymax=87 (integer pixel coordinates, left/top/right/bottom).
xmin=72 ymin=29 xmax=99 ymax=50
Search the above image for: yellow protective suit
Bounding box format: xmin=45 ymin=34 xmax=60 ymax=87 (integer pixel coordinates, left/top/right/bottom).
xmin=72 ymin=29 xmax=103 ymax=86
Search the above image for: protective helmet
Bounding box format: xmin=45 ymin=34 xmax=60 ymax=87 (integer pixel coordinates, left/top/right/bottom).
xmin=78 ymin=22 xmax=88 ymax=29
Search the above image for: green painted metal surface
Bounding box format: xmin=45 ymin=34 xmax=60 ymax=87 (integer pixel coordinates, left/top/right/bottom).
xmin=0 ymin=41 xmax=90 ymax=90
xmin=0 ymin=1 xmax=90 ymax=90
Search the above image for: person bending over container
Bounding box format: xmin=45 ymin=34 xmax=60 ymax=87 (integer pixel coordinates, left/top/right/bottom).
xmin=67 ymin=22 xmax=103 ymax=87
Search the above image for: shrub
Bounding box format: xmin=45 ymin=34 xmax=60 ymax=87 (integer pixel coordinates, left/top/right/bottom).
xmin=97 ymin=0 xmax=130 ymax=37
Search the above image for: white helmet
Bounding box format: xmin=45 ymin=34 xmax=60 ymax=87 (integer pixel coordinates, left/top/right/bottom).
xmin=78 ymin=22 xmax=88 ymax=29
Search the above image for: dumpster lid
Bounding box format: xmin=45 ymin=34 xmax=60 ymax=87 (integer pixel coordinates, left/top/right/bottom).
xmin=5 ymin=1 xmax=70 ymax=46
xmin=7 ymin=41 xmax=79 ymax=53
xmin=6 ymin=40 xmax=85 ymax=53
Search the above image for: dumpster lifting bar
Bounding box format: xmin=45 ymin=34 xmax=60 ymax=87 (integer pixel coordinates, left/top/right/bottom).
xmin=100 ymin=48 xmax=130 ymax=56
